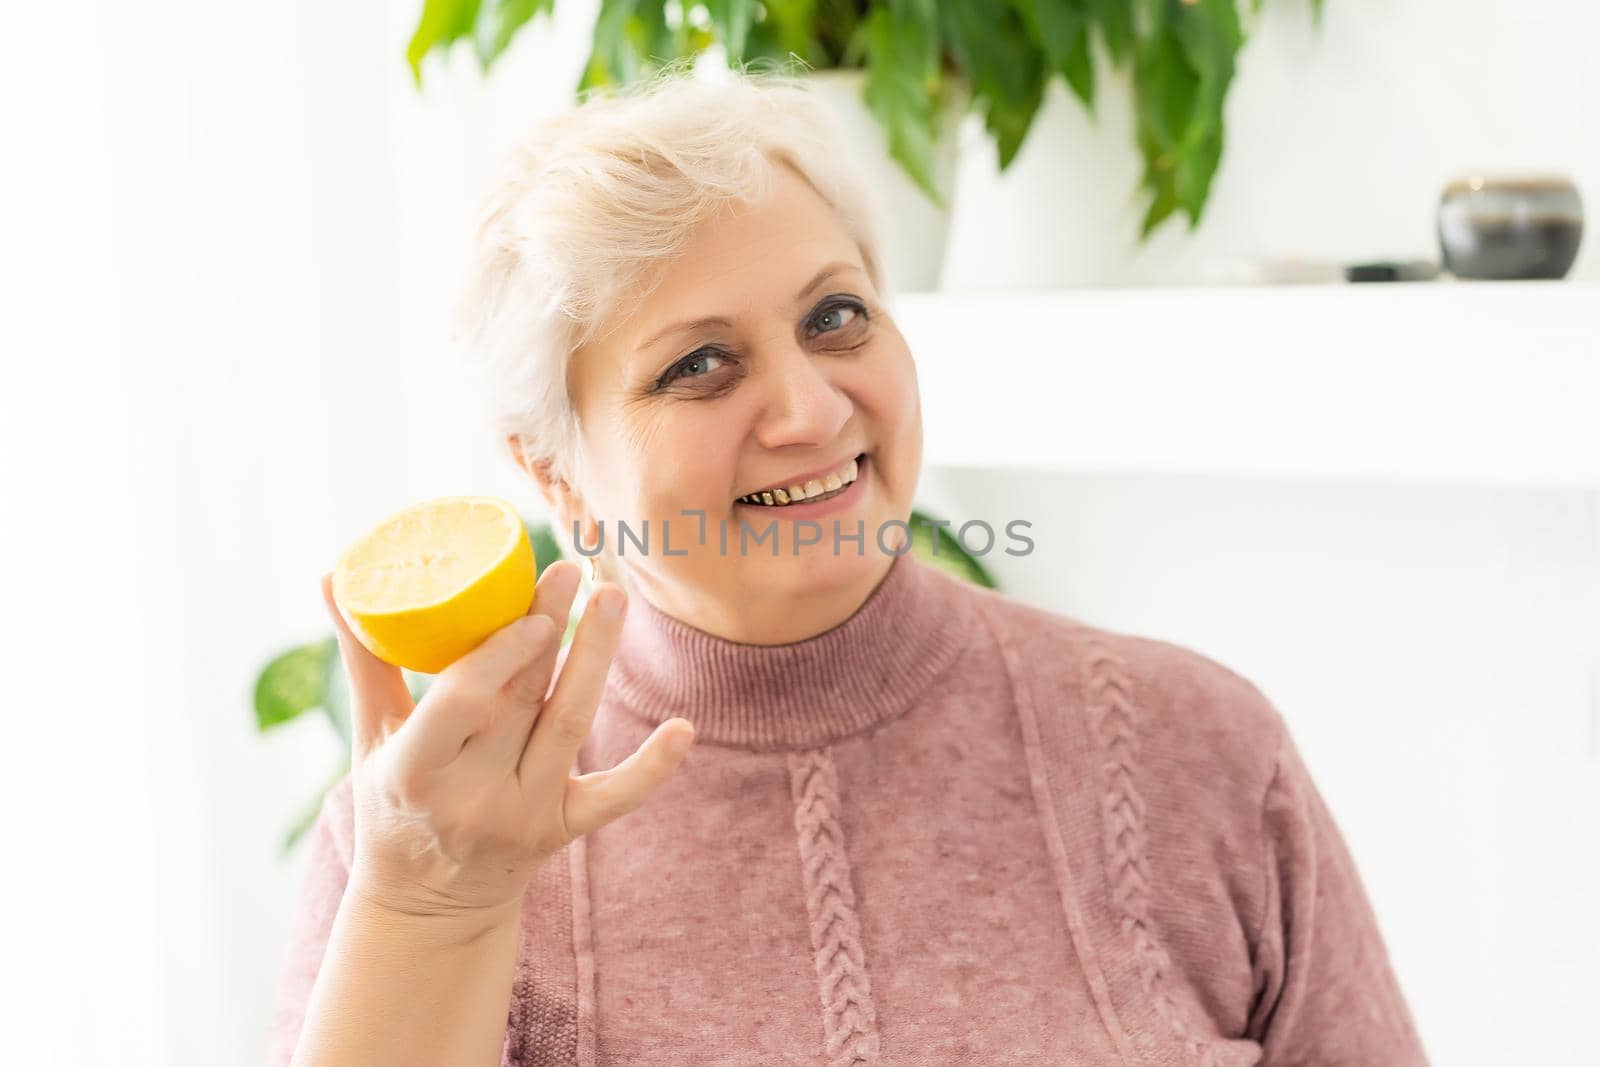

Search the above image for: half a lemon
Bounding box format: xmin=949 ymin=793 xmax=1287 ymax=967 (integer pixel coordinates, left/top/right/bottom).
xmin=331 ymin=496 xmax=536 ymax=674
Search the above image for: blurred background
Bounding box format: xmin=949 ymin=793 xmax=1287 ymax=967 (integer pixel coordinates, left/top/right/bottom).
xmin=6 ymin=0 xmax=1598 ymax=1064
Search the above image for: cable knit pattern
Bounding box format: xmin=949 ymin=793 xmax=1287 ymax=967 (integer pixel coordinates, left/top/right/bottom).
xmin=787 ymin=748 xmax=881 ymax=1066
xmin=1083 ymin=635 xmax=1220 ymax=1067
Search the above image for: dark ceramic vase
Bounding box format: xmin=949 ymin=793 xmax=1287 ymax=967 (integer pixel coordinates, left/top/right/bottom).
xmin=1437 ymin=175 xmax=1583 ymax=280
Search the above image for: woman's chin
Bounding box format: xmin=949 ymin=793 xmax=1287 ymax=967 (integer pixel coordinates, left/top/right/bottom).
xmin=734 ymin=546 xmax=888 ymax=593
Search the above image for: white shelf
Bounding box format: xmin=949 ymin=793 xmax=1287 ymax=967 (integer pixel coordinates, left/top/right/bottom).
xmin=894 ymin=282 xmax=1600 ymax=490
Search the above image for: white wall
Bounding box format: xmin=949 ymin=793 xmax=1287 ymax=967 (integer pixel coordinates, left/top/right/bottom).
xmin=6 ymin=1 xmax=1595 ymax=1065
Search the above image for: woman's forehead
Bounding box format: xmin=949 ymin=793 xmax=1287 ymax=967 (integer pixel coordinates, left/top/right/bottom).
xmin=567 ymin=164 xmax=874 ymax=391
xmin=646 ymin=172 xmax=860 ymax=306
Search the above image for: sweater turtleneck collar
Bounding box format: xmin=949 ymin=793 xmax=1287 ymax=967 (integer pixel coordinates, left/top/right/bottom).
xmin=605 ymin=551 xmax=980 ymax=751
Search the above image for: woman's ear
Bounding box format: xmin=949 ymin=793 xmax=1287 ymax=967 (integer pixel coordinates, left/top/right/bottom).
xmin=507 ymin=433 xmax=597 ymax=546
xmin=507 ymin=434 xmax=563 ymax=510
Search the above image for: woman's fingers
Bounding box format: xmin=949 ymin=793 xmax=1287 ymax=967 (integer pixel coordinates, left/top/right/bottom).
xmin=563 ymin=719 xmax=696 ymax=839
xmin=526 ymin=560 xmax=580 ymax=633
xmin=458 ymin=613 xmax=563 ymax=774
xmin=321 ymin=572 xmax=413 ymax=763
xmin=456 ymin=562 xmax=578 ymax=705
xmin=517 ymin=582 xmax=628 ymax=788
xmin=457 ymin=560 xmax=583 ymax=773
xmin=334 ymin=561 xmax=583 ymax=779
xmin=498 ymin=559 xmax=580 ymax=715
xmin=392 ymin=610 xmax=556 ymax=778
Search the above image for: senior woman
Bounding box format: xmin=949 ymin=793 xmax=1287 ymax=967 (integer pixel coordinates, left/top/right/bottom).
xmin=269 ymin=69 xmax=1430 ymax=1067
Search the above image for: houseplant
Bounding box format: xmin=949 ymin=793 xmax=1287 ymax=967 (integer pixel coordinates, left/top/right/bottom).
xmin=257 ymin=508 xmax=994 ymax=853
xmin=405 ymin=0 xmax=1324 ymax=239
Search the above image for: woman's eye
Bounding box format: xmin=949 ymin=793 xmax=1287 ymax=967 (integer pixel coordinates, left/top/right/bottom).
xmin=654 ymin=302 xmax=865 ymax=392
xmin=665 ymin=349 xmax=725 ymax=384
xmin=811 ymin=302 xmax=863 ymax=335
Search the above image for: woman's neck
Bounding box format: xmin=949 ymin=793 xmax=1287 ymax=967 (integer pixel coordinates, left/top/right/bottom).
xmin=625 ymin=554 xmax=897 ymax=646
xmin=604 ymin=549 xmax=978 ymax=750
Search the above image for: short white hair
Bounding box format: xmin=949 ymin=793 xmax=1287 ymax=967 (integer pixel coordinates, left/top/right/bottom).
xmin=453 ymin=61 xmax=889 ymax=566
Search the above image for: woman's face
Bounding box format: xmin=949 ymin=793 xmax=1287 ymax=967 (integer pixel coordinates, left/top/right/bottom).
xmin=557 ymin=161 xmax=921 ymax=638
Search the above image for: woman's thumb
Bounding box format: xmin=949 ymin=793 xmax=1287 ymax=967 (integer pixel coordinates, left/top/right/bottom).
xmin=321 ymin=571 xmax=414 ymax=759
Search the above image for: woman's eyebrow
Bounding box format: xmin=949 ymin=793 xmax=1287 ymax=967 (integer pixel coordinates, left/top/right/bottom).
xmin=793 ymin=259 xmax=860 ymax=303
xmin=634 ymin=260 xmax=862 ymax=356
xmin=637 ymin=314 xmax=733 ymax=355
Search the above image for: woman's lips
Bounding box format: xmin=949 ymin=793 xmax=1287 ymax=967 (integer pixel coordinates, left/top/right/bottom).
xmin=737 ymin=452 xmax=865 ymax=504
xmin=733 ymin=454 xmax=869 ymax=520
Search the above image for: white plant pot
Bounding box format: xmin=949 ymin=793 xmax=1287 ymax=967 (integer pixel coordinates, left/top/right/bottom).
xmin=801 ymin=69 xmax=967 ymax=294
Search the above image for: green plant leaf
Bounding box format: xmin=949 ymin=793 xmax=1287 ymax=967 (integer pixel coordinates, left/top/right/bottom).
xmin=254 ymin=639 xmax=337 ymax=732
xmin=1170 ymin=0 xmax=1241 ymax=209
xmin=578 ymin=0 xmax=685 ymax=95
xmin=747 ymin=0 xmax=827 ymax=67
xmin=861 ymin=1 xmax=946 ymax=207
xmin=476 ymin=0 xmax=557 ymax=69
xmin=1133 ymin=25 xmax=1195 ymax=234
xmin=406 ymin=0 xmax=484 ymax=86
xmin=527 ymin=520 xmax=564 ymax=580
xmin=706 ymin=0 xmax=757 ymax=63
xmin=907 ymin=508 xmax=998 ymax=589
xmin=1132 ymin=0 xmax=1240 ymax=236
xmin=403 ymin=0 xmax=1306 ymax=246
xmin=941 ymin=1 xmax=1048 ymax=170
xmin=1086 ymin=0 xmax=1135 ymax=64
xmin=840 ymin=17 xmax=873 ymax=69
xmin=813 ymin=0 xmax=870 ymax=68
xmin=1014 ymin=0 xmax=1096 ymax=111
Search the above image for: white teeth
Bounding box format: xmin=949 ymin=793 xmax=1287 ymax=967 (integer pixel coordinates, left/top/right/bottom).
xmin=740 ymin=455 xmax=863 ymax=507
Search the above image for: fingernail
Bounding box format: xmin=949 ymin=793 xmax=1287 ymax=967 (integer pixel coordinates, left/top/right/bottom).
xmin=597 ymin=588 xmax=625 ymax=620
xmin=667 ymin=729 xmax=693 ymax=754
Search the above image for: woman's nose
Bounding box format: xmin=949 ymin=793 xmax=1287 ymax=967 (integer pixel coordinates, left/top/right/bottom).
xmin=752 ymin=345 xmax=852 ymax=450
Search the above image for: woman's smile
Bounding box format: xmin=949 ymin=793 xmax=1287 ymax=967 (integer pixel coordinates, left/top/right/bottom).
xmin=734 ymin=452 xmax=868 ymax=520
xmin=736 ymin=468 xmax=868 ymax=522
xmin=736 ymin=451 xmax=865 ymax=506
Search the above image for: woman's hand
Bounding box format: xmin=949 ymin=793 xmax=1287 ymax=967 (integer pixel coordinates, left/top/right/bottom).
xmin=319 ymin=559 xmax=694 ymax=932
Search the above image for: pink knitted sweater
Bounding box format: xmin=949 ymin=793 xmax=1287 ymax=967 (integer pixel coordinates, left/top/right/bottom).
xmin=268 ymin=551 xmax=1430 ymax=1066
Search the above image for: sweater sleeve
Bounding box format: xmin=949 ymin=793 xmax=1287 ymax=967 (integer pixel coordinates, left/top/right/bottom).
xmin=265 ymin=778 xmax=353 ymax=1067
xmin=1246 ymin=724 xmax=1430 ymax=1066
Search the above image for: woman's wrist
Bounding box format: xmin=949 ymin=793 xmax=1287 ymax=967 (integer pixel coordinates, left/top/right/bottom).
xmin=345 ymin=871 xmax=524 ymax=949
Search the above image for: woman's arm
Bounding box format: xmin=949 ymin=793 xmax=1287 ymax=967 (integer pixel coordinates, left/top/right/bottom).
xmin=267 ymin=784 xmax=524 ymax=1067
xmin=1246 ymin=723 xmax=1431 ymax=1065
xmin=288 ymin=885 xmax=522 ymax=1067
xmin=271 ymin=563 xmax=690 ymax=1066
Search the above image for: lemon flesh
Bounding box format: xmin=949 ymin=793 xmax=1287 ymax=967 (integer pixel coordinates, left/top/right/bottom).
xmin=332 ymin=496 xmax=536 ymax=674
